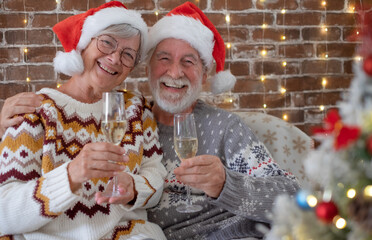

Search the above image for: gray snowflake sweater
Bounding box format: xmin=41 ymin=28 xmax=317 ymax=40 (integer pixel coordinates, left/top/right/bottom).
xmin=147 ymin=100 xmax=300 ymax=240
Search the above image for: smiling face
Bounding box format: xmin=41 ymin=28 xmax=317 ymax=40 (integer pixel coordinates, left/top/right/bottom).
xmin=148 ymin=38 xmax=207 ymax=114
xmin=80 ymin=34 xmax=140 ymax=93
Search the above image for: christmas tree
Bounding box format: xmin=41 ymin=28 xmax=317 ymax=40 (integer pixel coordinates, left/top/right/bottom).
xmin=265 ymin=7 xmax=372 ymax=240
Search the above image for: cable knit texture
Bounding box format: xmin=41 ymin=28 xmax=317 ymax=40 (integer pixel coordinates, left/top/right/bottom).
xmin=147 ymin=100 xmax=300 ymax=240
xmin=0 ymin=88 xmax=166 ymax=240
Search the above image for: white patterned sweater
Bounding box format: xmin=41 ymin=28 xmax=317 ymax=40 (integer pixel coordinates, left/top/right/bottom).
xmin=0 ymin=88 xmax=167 ymax=240
xmin=147 ymin=100 xmax=300 ymax=240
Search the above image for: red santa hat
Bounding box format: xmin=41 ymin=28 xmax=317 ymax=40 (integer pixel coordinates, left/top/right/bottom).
xmin=52 ymin=1 xmax=148 ymax=76
xmin=147 ymin=2 xmax=236 ymax=94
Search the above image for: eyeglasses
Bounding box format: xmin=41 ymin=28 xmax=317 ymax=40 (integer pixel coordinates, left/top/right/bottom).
xmin=95 ymin=35 xmax=139 ymax=68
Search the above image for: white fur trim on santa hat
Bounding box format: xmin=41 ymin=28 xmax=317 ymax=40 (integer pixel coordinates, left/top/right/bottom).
xmin=79 ymin=7 xmax=148 ymax=60
xmin=210 ymin=70 xmax=236 ymax=94
xmin=147 ymin=15 xmax=214 ymax=70
xmin=54 ymin=50 xmax=84 ymax=76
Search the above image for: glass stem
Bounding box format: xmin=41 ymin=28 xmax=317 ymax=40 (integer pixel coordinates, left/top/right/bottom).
xmin=113 ymin=176 xmax=119 ymax=194
xmin=186 ymin=186 xmax=192 ymax=206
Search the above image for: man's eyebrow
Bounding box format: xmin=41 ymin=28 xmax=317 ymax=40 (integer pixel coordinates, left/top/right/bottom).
xmin=183 ymin=54 xmax=198 ymax=61
xmin=155 ymin=51 xmax=170 ymax=57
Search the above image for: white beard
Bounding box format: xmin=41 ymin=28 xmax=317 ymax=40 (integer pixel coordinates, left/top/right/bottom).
xmin=149 ymin=75 xmax=202 ymax=114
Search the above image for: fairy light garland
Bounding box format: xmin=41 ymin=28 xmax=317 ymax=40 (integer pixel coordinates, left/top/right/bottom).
xmin=281 ymin=0 xmax=288 ymax=121
xmin=260 ymin=0 xmax=267 ymax=112
xmin=319 ymin=0 xmax=329 ymax=115
xmin=22 ymin=0 xmax=31 ymax=91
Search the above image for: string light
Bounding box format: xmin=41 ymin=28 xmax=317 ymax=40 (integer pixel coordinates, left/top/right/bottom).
xmin=263 ymin=104 xmax=267 ymax=109
xmin=225 ymin=14 xmax=230 ymax=24
xmin=321 ymin=1 xmax=327 ymax=7
xmin=24 ymin=19 xmax=27 ymax=24
xmin=281 ymin=35 xmax=286 ymax=40
xmin=307 ymin=195 xmax=318 ymax=207
xmin=319 ymin=105 xmax=325 ymax=111
xmin=261 ymin=49 xmax=267 ymax=56
xmin=56 ymin=0 xmax=60 ymax=3
xmin=322 ymin=77 xmax=327 ymax=87
xmin=26 ymin=77 xmax=30 ymax=82
xmin=226 ymin=42 xmax=231 ymax=49
xmin=262 ymin=23 xmax=267 ymax=29
xmin=282 ymin=61 xmax=287 ymax=67
xmin=364 ymin=185 xmax=372 ymax=197
xmin=354 ymin=56 xmax=362 ymax=61
xmin=282 ymin=114 xmax=288 ymax=121
xmin=334 ymin=216 xmax=347 ymax=229
xmin=154 ymin=10 xmax=159 ymax=16
xmin=57 ymin=83 xmax=62 ymax=88
xmin=346 ymin=188 xmax=356 ymax=199
xmin=281 ymin=9 xmax=286 ymax=14
xmin=24 ymin=48 xmax=28 ymax=53
xmin=280 ymin=87 xmax=286 ymax=94
xmin=260 ymin=75 xmax=265 ymax=82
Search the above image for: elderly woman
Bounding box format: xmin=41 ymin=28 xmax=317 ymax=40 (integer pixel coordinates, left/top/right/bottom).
xmin=0 ymin=2 xmax=166 ymax=239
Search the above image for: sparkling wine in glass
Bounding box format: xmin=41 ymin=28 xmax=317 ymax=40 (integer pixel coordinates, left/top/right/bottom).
xmin=174 ymin=113 xmax=202 ymax=213
xmin=101 ymin=91 xmax=127 ymax=197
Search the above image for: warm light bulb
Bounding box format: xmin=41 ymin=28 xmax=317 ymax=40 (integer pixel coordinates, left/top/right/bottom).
xmin=260 ymin=76 xmax=265 ymax=82
xmin=307 ymin=195 xmax=318 ymax=207
xmin=282 ymin=114 xmax=288 ymax=121
xmin=225 ymin=14 xmax=231 ymax=23
xmin=282 ymin=61 xmax=287 ymax=67
xmin=261 ymin=49 xmax=267 ymax=56
xmin=56 ymin=0 xmax=59 ymax=3
xmin=322 ymin=78 xmax=327 ymax=87
xmin=262 ymin=23 xmax=267 ymax=29
xmin=348 ymin=5 xmax=355 ymax=13
xmin=319 ymin=105 xmax=325 ymax=111
xmin=356 ymin=31 xmax=360 ymax=35
xmin=334 ymin=216 xmax=347 ymax=229
xmin=281 ymin=9 xmax=286 ymax=14
xmin=57 ymin=83 xmax=62 ymax=88
xmin=322 ymin=1 xmax=327 ymax=7
xmin=364 ymin=185 xmax=372 ymax=197
xmin=24 ymin=48 xmax=28 ymax=53
xmin=155 ymin=11 xmax=159 ymax=16
xmin=280 ymin=87 xmax=286 ymax=94
xmin=226 ymin=42 xmax=231 ymax=49
xmin=354 ymin=56 xmax=362 ymax=61
xmin=281 ymin=35 xmax=286 ymax=40
xmin=24 ymin=19 xmax=27 ymax=24
xmin=263 ymin=104 xmax=267 ymax=108
xmin=325 ymin=54 xmax=328 ymax=58
xmin=347 ymin=188 xmax=356 ymax=199
xmin=26 ymin=77 xmax=30 ymax=82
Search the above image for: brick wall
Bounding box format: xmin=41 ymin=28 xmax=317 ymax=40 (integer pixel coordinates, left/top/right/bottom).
xmin=0 ymin=0 xmax=370 ymax=135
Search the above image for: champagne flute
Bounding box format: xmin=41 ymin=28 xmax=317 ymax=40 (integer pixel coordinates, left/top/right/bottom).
xmin=101 ymin=91 xmax=128 ymax=197
xmin=174 ymin=113 xmax=203 ymax=213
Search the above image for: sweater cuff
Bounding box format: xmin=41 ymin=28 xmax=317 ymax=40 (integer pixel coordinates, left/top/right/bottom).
xmin=207 ymin=168 xmax=244 ymax=206
xmin=41 ymin=162 xmax=81 ymax=213
xmin=120 ymin=173 xmax=155 ymax=211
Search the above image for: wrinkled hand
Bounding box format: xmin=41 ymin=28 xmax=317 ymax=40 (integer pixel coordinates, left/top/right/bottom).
xmin=174 ymin=155 xmax=226 ymax=198
xmin=0 ymin=92 xmax=42 ymax=137
xmin=95 ymin=172 xmax=137 ymax=205
xmin=67 ymin=142 xmax=129 ymax=192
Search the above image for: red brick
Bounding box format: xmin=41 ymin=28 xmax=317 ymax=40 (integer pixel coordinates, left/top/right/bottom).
xmin=316 ymin=43 xmax=358 ymax=58
xmin=252 ymin=28 xmax=300 ymax=42
xmin=230 ymin=61 xmax=250 ymax=76
xmin=302 ymin=27 xmax=342 ymax=41
xmin=232 ymin=13 xmax=275 ymax=26
xmin=266 ymin=109 xmax=305 ymax=123
xmin=158 ymin=0 xmax=207 ymax=11
xmin=0 ymin=48 xmax=21 ymax=64
xmin=217 ymin=27 xmax=250 ymax=43
xmin=0 ymin=13 xmax=28 ymax=28
xmin=233 ymin=44 xmax=275 ymax=59
xmin=254 ymin=61 xmax=300 ymax=76
xmin=301 ymin=0 xmax=344 ymax=10
xmin=278 ymin=44 xmax=314 ymax=58
xmin=122 ymin=0 xmax=155 ymax=10
xmin=212 ymin=0 xmax=253 ymax=10
xmin=304 ymin=91 xmax=343 ymax=106
xmin=24 ymin=47 xmax=57 ymax=63
xmin=32 ymin=14 xmax=59 ymax=28
xmin=128 ymin=62 xmax=147 ymax=79
xmin=5 ymin=65 xmax=55 ymax=81
xmin=277 ymin=13 xmax=322 ymax=26
xmin=5 ymin=29 xmax=54 ymax=45
xmin=256 ymin=0 xmax=299 ymax=10
xmin=302 ymin=60 xmax=342 ymax=74
xmin=4 ymin=0 xmax=56 ymax=11
xmin=61 ymin=0 xmax=106 ymax=11
xmin=233 ymin=77 xmax=278 ymax=93
xmin=0 ymin=83 xmax=30 ymax=99
xmin=326 ymin=13 xmax=357 ymax=26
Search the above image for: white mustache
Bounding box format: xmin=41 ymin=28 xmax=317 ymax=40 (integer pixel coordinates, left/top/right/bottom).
xmin=159 ymin=76 xmax=190 ymax=88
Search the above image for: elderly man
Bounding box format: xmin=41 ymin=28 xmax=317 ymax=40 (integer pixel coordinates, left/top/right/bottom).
xmin=0 ymin=2 xmax=300 ymax=239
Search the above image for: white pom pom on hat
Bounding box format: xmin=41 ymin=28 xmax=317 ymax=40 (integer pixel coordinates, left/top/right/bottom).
xmin=147 ymin=1 xmax=236 ymax=94
xmin=52 ymin=1 xmax=148 ymax=76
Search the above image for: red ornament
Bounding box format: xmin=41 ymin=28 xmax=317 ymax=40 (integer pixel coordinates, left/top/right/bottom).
xmin=364 ymin=56 xmax=372 ymax=76
xmin=315 ymin=201 xmax=339 ymax=223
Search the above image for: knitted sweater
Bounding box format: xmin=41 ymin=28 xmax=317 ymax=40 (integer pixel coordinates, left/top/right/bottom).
xmin=147 ymin=100 xmax=300 ymax=240
xmin=0 ymin=88 xmax=166 ymax=240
